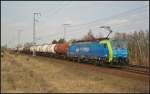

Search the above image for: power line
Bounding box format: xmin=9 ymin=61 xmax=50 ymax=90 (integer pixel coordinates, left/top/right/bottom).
xmin=36 ymin=5 xmax=148 ymax=43
xmin=37 ymin=17 xmax=148 ymax=43
xmin=65 ymin=17 xmax=148 ymax=37
xmin=69 ymin=5 xmax=148 ymax=28
xmin=65 ymin=5 xmax=148 ymax=32
xmin=17 ymin=29 xmax=23 ymax=46
xmin=48 ymin=1 xmax=71 ymax=18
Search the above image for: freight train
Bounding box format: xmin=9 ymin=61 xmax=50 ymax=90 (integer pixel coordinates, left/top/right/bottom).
xmin=16 ymin=38 xmax=128 ymax=66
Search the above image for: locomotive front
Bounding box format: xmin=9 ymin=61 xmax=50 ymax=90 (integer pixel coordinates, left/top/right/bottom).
xmin=110 ymin=40 xmax=128 ymax=65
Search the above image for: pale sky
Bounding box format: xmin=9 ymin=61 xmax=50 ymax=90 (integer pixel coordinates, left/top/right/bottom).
xmin=1 ymin=1 xmax=149 ymax=48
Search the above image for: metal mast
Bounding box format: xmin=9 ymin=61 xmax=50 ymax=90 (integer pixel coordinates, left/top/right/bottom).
xmin=18 ymin=29 xmax=22 ymax=46
xmin=63 ymin=24 xmax=70 ymax=40
xmin=33 ymin=12 xmax=41 ymax=56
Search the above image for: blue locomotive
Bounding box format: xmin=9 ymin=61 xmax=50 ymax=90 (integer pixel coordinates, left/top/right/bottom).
xmin=67 ymin=39 xmax=128 ymax=65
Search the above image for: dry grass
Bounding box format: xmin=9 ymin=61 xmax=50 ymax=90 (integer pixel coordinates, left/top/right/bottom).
xmin=1 ymin=52 xmax=149 ymax=93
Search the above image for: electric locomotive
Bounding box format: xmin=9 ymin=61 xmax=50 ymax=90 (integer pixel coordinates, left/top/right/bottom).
xmin=67 ymin=39 xmax=128 ymax=66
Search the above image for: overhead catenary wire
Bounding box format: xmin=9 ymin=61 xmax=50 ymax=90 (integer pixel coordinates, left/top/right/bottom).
xmin=69 ymin=5 xmax=148 ymax=28
xmin=47 ymin=1 xmax=72 ymax=19
xmin=36 ymin=5 xmax=148 ymax=44
xmin=63 ymin=9 xmax=148 ymax=37
xmin=65 ymin=5 xmax=148 ymax=32
xmin=37 ymin=18 xmax=148 ymax=44
xmin=37 ymin=17 xmax=148 ymax=44
xmin=57 ymin=16 xmax=148 ymax=41
xmin=44 ymin=4 xmax=146 ymax=37
xmin=66 ymin=18 xmax=148 ymax=37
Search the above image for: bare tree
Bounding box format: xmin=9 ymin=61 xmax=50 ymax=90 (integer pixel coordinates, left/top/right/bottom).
xmin=113 ymin=30 xmax=149 ymax=67
xmin=52 ymin=40 xmax=57 ymax=44
xmin=82 ymin=29 xmax=95 ymax=41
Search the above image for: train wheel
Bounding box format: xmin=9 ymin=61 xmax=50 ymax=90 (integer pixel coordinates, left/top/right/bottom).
xmin=123 ymin=58 xmax=129 ymax=66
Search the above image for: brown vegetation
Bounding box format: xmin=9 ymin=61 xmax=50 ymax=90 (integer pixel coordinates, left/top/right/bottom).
xmin=82 ymin=29 xmax=96 ymax=41
xmin=1 ymin=52 xmax=149 ymax=93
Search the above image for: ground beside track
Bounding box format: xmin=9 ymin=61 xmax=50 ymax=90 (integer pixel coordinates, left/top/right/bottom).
xmin=1 ymin=51 xmax=149 ymax=93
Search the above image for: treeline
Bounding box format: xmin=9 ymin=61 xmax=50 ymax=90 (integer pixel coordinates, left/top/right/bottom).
xmin=51 ymin=38 xmax=66 ymax=44
xmin=113 ymin=30 xmax=149 ymax=67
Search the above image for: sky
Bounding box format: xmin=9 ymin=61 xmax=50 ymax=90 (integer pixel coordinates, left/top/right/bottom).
xmin=1 ymin=1 xmax=149 ymax=48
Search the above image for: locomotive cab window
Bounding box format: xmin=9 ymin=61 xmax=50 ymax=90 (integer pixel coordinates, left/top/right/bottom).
xmin=111 ymin=40 xmax=128 ymax=48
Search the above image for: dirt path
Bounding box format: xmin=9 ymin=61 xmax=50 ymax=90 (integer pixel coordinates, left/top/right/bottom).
xmin=1 ymin=52 xmax=149 ymax=93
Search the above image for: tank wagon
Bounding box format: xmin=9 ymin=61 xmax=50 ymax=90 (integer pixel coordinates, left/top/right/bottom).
xmin=48 ymin=44 xmax=56 ymax=54
xmin=41 ymin=44 xmax=49 ymax=52
xmin=54 ymin=43 xmax=68 ymax=55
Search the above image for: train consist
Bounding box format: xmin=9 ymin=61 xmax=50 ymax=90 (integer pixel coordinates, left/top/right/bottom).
xmin=17 ymin=38 xmax=128 ymax=66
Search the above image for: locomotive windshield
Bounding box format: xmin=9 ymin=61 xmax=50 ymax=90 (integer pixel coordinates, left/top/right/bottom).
xmin=111 ymin=40 xmax=128 ymax=48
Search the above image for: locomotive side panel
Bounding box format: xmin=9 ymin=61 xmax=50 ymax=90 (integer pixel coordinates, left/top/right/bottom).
xmin=67 ymin=42 xmax=109 ymax=59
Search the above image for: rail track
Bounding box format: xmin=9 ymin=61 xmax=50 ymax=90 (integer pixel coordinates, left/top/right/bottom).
xmin=118 ymin=65 xmax=149 ymax=75
xmin=8 ymin=51 xmax=150 ymax=76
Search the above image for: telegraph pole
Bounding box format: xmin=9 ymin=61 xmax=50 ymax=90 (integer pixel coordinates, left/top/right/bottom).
xmin=18 ymin=29 xmax=22 ymax=46
xmin=17 ymin=29 xmax=22 ymax=51
xmin=63 ymin=24 xmax=70 ymax=40
xmin=6 ymin=29 xmax=7 ymax=48
xmin=33 ymin=12 xmax=41 ymax=56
